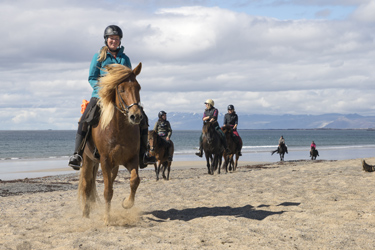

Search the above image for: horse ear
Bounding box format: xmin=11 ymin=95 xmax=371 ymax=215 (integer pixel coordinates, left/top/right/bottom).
xmin=133 ymin=62 xmax=142 ymax=76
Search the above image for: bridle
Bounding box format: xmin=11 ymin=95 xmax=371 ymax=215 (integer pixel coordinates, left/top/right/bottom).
xmin=115 ymin=80 xmax=139 ymax=116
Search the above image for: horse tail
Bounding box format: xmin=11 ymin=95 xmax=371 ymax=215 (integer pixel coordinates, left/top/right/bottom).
xmin=271 ymin=149 xmax=278 ymax=155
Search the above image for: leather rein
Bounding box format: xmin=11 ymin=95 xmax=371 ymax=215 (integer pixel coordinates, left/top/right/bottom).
xmin=115 ymin=81 xmax=139 ymax=116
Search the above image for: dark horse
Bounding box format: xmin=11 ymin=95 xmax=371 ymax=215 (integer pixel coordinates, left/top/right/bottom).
xmin=271 ymin=144 xmax=288 ymax=161
xmin=202 ymin=121 xmax=224 ymax=175
xmin=148 ymin=130 xmax=174 ymax=181
xmin=78 ymin=63 xmax=143 ymax=224
xmin=310 ymin=148 xmax=319 ymax=160
xmin=221 ymin=125 xmax=242 ymax=173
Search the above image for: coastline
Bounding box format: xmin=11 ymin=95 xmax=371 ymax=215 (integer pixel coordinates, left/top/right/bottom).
xmin=1 ymin=143 xmax=375 ymax=181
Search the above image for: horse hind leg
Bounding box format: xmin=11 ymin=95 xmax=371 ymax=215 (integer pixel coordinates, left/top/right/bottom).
xmin=78 ymin=156 xmax=99 ymax=218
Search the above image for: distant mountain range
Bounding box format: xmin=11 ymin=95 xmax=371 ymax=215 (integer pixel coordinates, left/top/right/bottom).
xmin=148 ymin=112 xmax=375 ymax=130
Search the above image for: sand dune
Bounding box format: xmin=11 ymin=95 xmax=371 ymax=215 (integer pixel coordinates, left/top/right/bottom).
xmin=1 ymin=159 xmax=375 ymax=249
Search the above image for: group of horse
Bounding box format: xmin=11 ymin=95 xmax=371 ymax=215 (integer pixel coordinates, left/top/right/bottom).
xmin=200 ymin=122 xmax=243 ymax=175
xmin=271 ymin=144 xmax=319 ymax=161
xmin=75 ymin=62 xmax=322 ymax=224
xmin=75 ymin=63 xmax=246 ymax=224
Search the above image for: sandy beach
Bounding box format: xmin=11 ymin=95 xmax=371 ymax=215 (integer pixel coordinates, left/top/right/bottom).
xmin=1 ymin=158 xmax=375 ymax=249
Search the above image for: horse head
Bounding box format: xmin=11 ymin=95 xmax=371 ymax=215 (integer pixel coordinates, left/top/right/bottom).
xmin=221 ymin=124 xmax=233 ymax=135
xmin=202 ymin=121 xmax=216 ymax=144
xmin=148 ymin=130 xmax=158 ymax=152
xmin=99 ymin=63 xmax=144 ymax=129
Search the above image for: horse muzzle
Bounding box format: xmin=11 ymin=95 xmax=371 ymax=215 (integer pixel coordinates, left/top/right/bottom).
xmin=129 ymin=112 xmax=143 ymax=124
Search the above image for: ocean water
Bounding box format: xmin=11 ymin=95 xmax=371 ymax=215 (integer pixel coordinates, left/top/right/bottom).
xmin=1 ymin=129 xmax=375 ymax=160
xmin=1 ymin=129 xmax=375 ymax=180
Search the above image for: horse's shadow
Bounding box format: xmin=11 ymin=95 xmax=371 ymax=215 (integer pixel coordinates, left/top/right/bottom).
xmin=145 ymin=202 xmax=300 ymax=222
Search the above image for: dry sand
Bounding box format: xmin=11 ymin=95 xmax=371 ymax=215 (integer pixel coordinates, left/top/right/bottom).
xmin=1 ymin=158 xmax=375 ymax=249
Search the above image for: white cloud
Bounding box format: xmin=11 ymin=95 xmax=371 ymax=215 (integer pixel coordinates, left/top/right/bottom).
xmin=0 ymin=0 xmax=375 ymax=129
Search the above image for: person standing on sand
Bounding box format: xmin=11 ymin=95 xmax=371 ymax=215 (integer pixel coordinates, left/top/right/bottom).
xmin=68 ymin=25 xmax=155 ymax=170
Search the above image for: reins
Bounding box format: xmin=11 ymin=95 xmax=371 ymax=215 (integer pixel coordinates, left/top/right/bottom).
xmin=115 ymin=83 xmax=139 ymax=116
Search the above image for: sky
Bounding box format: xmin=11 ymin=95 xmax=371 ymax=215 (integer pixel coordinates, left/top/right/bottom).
xmin=0 ymin=0 xmax=374 ymax=130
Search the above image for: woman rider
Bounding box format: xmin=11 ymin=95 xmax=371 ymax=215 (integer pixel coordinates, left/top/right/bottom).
xmin=195 ymin=99 xmax=230 ymax=157
xmin=223 ymin=104 xmax=242 ymax=156
xmin=68 ymin=25 xmax=155 ymax=170
xmin=153 ymin=111 xmax=173 ymax=162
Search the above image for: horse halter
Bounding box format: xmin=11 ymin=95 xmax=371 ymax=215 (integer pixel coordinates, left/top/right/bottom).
xmin=115 ymin=83 xmax=139 ymax=116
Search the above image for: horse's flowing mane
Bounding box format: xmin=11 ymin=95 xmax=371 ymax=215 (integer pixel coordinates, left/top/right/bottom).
xmin=98 ymin=64 xmax=132 ymax=129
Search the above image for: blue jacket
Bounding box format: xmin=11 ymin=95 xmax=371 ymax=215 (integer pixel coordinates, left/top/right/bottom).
xmin=88 ymin=46 xmax=132 ymax=98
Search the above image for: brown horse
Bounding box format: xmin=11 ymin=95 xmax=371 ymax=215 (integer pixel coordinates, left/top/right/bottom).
xmin=78 ymin=63 xmax=143 ymax=224
xmin=148 ymin=130 xmax=174 ymax=181
xmin=221 ymin=125 xmax=242 ymax=173
xmin=202 ymin=121 xmax=223 ymax=175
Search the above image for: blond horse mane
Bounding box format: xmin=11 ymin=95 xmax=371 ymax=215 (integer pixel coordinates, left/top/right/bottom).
xmin=98 ymin=64 xmax=133 ymax=129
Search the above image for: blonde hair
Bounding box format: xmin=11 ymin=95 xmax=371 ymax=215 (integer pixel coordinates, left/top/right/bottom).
xmin=98 ymin=64 xmax=133 ymax=129
xmin=98 ymin=46 xmax=109 ymax=62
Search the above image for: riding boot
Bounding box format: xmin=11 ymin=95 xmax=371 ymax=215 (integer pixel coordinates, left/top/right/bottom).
xmin=139 ymin=129 xmax=156 ymax=169
xmin=195 ymin=134 xmax=203 ymax=157
xmin=68 ymin=133 xmax=85 ymax=170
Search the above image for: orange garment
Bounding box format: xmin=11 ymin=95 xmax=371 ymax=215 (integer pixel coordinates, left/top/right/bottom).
xmin=80 ymin=99 xmax=89 ymax=114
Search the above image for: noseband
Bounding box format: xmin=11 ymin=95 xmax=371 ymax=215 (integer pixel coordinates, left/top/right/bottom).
xmin=115 ymin=83 xmax=139 ymax=116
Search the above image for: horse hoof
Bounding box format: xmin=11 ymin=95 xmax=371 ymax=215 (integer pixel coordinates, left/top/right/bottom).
xmin=122 ymin=198 xmax=134 ymax=209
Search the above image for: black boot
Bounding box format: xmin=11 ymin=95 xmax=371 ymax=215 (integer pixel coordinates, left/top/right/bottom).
xmin=139 ymin=130 xmax=156 ymax=168
xmin=68 ymin=134 xmax=85 ymax=170
xmin=195 ymin=144 xmax=203 ymax=157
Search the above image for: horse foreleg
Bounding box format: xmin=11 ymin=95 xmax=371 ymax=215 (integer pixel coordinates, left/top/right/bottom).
xmin=122 ymin=166 xmax=140 ymax=209
xmin=111 ymin=166 xmax=119 ymax=183
xmin=211 ymin=156 xmax=217 ymax=175
xmin=101 ymin=161 xmax=114 ymax=225
xmin=162 ymin=161 xmax=168 ymax=180
xmin=166 ymin=162 xmax=171 ymax=180
xmin=205 ymin=154 xmax=211 ymax=175
xmin=154 ymin=163 xmax=159 ymax=181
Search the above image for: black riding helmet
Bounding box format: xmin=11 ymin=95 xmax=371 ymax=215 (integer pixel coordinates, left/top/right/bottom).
xmin=227 ymin=104 xmax=235 ymax=110
xmin=104 ymin=25 xmax=123 ymax=47
xmin=158 ymin=111 xmax=167 ymax=118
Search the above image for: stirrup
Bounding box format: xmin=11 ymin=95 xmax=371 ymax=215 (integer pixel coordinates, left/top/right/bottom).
xmin=144 ymin=154 xmax=156 ymax=164
xmin=68 ymin=154 xmax=82 ymax=171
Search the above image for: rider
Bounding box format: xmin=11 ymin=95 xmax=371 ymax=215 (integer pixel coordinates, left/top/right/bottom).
xmin=311 ymin=141 xmax=316 ymax=150
xmin=223 ymin=104 xmax=242 ymax=156
xmin=278 ymin=135 xmax=287 ymax=153
xmin=68 ymin=25 xmax=155 ymax=170
xmin=153 ymin=111 xmax=173 ymax=162
xmin=195 ymin=99 xmax=230 ymax=157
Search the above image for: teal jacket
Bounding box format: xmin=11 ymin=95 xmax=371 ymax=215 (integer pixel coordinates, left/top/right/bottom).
xmin=88 ymin=46 xmax=132 ymax=98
